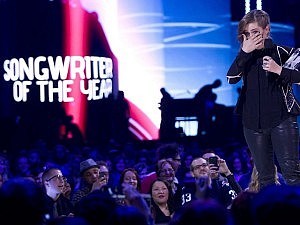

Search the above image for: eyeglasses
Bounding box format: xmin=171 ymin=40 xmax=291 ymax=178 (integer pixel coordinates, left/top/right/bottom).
xmin=192 ymin=163 xmax=208 ymax=170
xmin=46 ymin=174 xmax=66 ymax=182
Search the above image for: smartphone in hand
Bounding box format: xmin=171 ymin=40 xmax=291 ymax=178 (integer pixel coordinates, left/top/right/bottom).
xmin=208 ymin=156 xmax=219 ymax=169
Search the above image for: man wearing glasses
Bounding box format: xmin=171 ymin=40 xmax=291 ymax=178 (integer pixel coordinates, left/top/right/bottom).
xmin=42 ymin=167 xmax=74 ymax=220
xmin=181 ymin=157 xmax=237 ymax=209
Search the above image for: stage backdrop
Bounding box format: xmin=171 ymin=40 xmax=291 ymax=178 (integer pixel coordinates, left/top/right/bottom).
xmin=0 ymin=0 xmax=296 ymax=150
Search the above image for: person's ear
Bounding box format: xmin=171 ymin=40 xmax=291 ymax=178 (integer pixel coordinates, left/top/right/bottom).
xmin=242 ymin=33 xmax=247 ymax=41
xmin=265 ymin=25 xmax=270 ymax=37
xmin=190 ymin=170 xmax=195 ymax=178
xmin=44 ymin=181 xmax=49 ymax=187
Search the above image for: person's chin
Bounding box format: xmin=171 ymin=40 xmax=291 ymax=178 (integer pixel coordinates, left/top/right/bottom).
xmin=257 ymin=45 xmax=264 ymax=50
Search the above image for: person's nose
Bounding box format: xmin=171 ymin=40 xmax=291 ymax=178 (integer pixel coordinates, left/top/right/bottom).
xmin=158 ymin=189 xmax=164 ymax=194
xmin=128 ymin=178 xmax=136 ymax=183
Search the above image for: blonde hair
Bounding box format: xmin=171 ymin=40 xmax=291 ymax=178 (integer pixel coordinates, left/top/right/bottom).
xmin=247 ymin=165 xmax=280 ymax=192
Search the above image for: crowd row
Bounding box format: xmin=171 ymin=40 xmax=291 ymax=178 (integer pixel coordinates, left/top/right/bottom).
xmin=1 ymin=141 xmax=298 ymax=225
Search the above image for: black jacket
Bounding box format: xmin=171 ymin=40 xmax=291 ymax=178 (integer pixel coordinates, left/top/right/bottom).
xmin=226 ymin=43 xmax=300 ymax=130
xmin=181 ymin=176 xmax=237 ymax=209
xmin=45 ymin=194 xmax=74 ymax=219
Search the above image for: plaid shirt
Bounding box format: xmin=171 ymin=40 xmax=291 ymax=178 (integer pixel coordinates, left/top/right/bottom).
xmin=71 ymin=184 xmax=91 ymax=206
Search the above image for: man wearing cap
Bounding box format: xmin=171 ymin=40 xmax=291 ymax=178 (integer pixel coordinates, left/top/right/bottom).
xmin=70 ymin=158 xmax=109 ymax=206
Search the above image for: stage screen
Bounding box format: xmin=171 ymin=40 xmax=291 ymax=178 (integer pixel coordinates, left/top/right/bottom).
xmin=0 ymin=0 xmax=296 ymax=150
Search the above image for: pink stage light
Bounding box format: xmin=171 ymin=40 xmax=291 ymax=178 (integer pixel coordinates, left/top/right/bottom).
xmin=63 ymin=0 xmax=89 ymax=138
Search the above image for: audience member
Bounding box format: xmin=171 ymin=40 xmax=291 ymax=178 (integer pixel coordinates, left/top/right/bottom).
xmin=74 ymin=187 xmax=151 ymax=225
xmin=120 ymin=183 xmax=152 ymax=224
xmin=134 ymin=162 xmax=149 ymax=181
xmin=51 ymin=144 xmax=70 ymax=172
xmin=238 ymin=150 xmax=285 ymax=191
xmin=141 ymin=142 xmax=182 ymax=194
xmin=246 ymin=165 xmax=282 ymax=193
xmin=65 ymin=153 xmax=84 ymax=191
xmin=121 ymin=168 xmax=141 ymax=190
xmin=35 ymin=169 xmax=45 ymax=188
xmin=227 ymin=154 xmax=249 ymax=182
xmin=0 ymin=154 xmax=11 ymax=186
xmin=42 ymin=167 xmax=74 ymax=219
xmin=182 ymin=157 xmax=237 ymax=209
xmin=156 ymin=143 xmax=182 ymax=174
xmin=115 ymin=168 xmax=142 ymax=206
xmin=74 ymin=190 xmax=118 ymax=225
xmin=117 ymin=168 xmax=153 ymax=221
xmin=251 ymin=185 xmax=300 ymax=225
xmin=176 ymin=152 xmax=194 ymax=185
xmin=202 ymin=151 xmax=242 ymax=194
xmin=109 ymin=154 xmax=128 ymax=191
xmin=62 ymin=175 xmax=73 ymax=200
xmin=156 ymin=159 xmax=184 ymax=211
xmin=239 ymin=146 xmax=254 ymax=172
xmin=13 ymin=153 xmax=32 ymax=178
xmin=0 ymin=177 xmax=48 ymax=225
xmin=96 ymin=160 xmax=114 ymax=195
xmin=230 ymin=191 xmax=257 ymax=225
xmin=150 ymin=179 xmax=175 ymax=225
xmin=28 ymin=148 xmax=44 ymax=177
xmin=169 ymin=198 xmax=232 ymax=225
xmin=71 ymin=158 xmax=107 ymax=206
xmin=111 ymin=205 xmax=149 ymax=225
xmin=237 ymin=148 xmax=255 ymax=190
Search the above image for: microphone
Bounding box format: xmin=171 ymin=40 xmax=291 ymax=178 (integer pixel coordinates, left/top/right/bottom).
xmin=262 ymin=56 xmax=270 ymax=77
xmin=262 ymin=38 xmax=274 ymax=77
xmin=257 ymin=56 xmax=270 ymax=77
xmin=264 ymin=38 xmax=273 ymax=49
